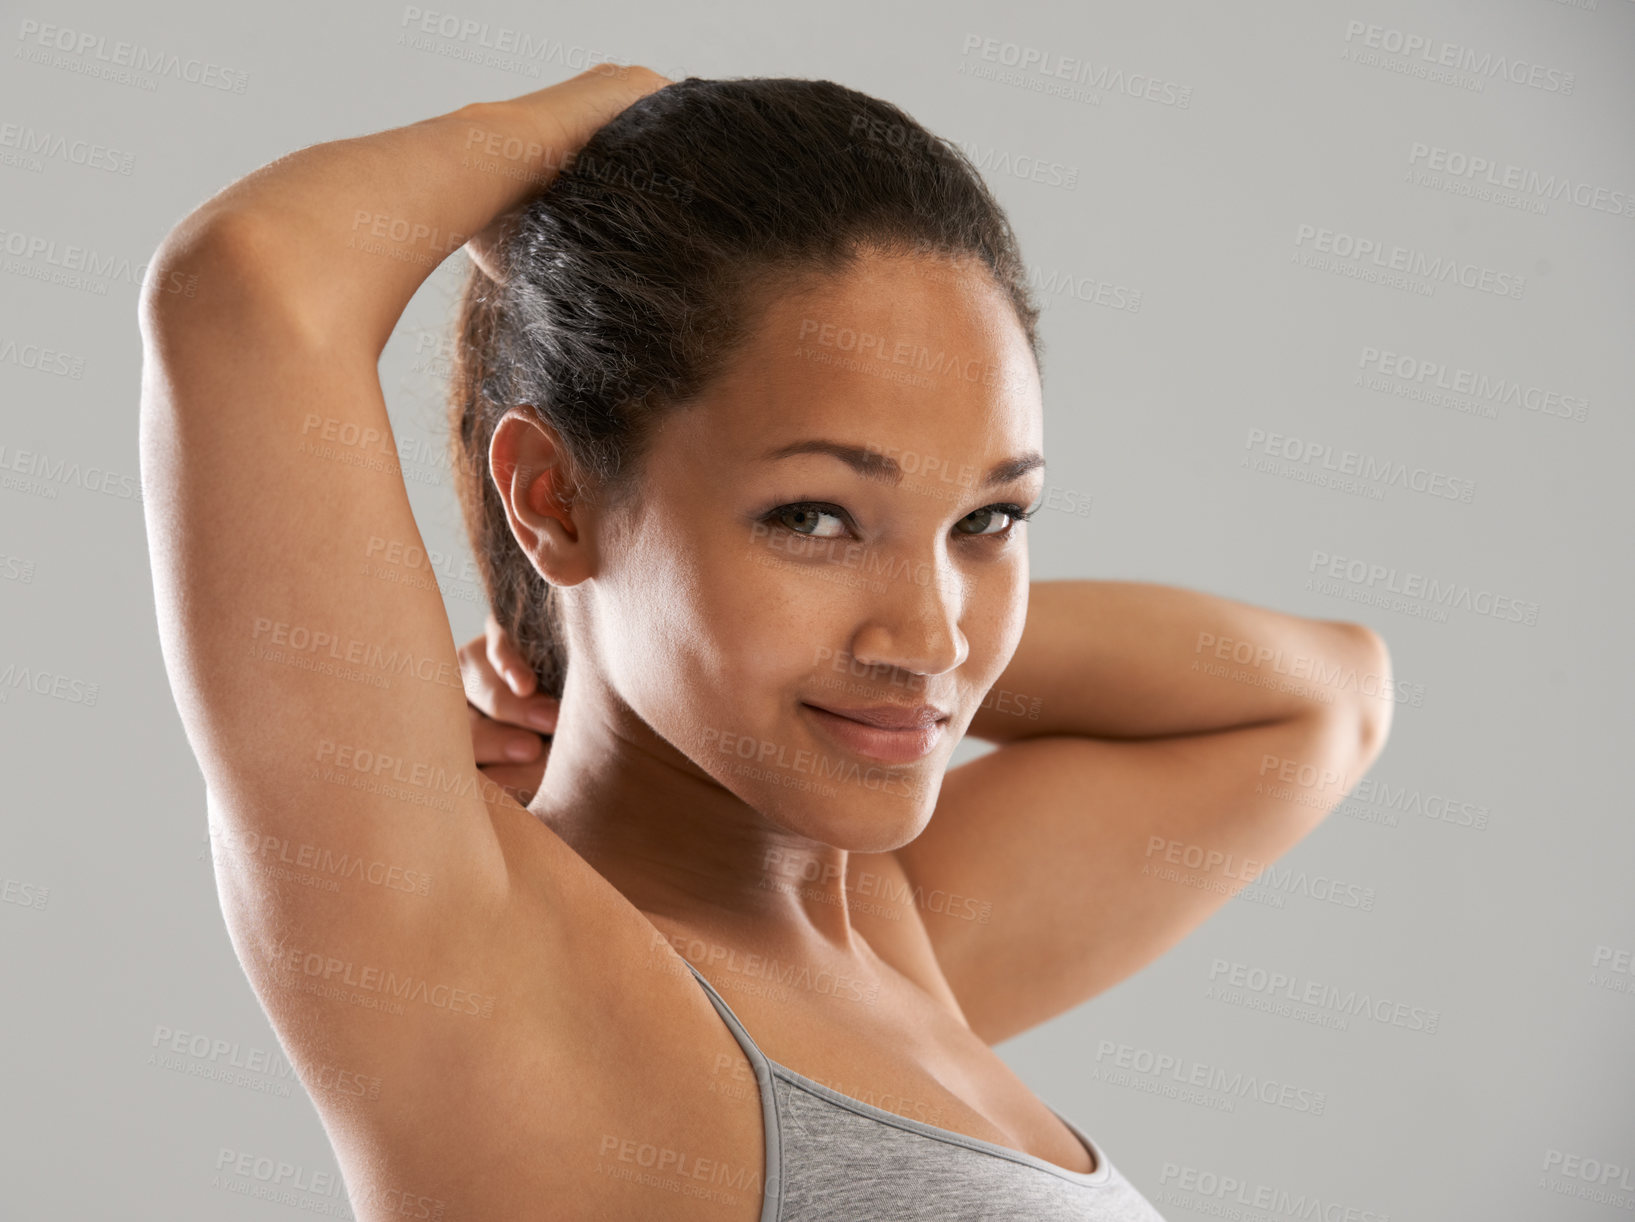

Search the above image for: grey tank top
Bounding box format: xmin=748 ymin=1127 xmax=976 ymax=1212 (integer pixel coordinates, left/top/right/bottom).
xmin=682 ymin=960 xmax=1169 ymax=1221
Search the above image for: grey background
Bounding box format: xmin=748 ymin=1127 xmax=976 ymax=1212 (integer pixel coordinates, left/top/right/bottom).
xmin=2 ymin=0 xmax=1631 ymax=1217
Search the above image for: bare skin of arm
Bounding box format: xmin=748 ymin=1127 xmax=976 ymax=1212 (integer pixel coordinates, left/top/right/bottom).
xmin=883 ymin=580 xmax=1392 ymax=1042
xmin=139 ymin=66 xmax=676 ymax=1214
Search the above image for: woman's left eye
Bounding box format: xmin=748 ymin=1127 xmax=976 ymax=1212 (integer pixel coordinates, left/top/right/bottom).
xmin=953 ymin=504 xmax=1034 ymax=537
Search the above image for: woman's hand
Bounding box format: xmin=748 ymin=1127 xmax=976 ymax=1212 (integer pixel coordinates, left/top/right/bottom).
xmin=459 ymin=614 xmax=560 ymax=804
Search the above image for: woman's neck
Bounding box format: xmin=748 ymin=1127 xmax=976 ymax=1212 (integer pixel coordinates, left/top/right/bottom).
xmin=526 ymin=666 xmax=864 ymax=957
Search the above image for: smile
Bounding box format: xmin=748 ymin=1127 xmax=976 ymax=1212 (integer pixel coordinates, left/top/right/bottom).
xmin=798 ymin=702 xmax=948 ymax=764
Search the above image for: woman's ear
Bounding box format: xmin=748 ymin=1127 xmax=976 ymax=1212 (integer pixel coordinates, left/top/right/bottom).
xmin=490 ymin=406 xmax=594 ymax=586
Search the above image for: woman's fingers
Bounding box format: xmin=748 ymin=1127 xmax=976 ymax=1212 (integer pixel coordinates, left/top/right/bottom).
xmin=468 ymin=703 xmax=547 ymax=766
xmin=486 ymin=612 xmax=536 ymax=697
xmin=457 ymin=629 xmax=501 ymax=707
xmin=458 ymin=625 xmax=558 ymax=732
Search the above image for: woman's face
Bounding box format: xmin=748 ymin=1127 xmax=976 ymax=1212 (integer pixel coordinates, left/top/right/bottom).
xmin=594 ymin=250 xmax=1045 ymax=854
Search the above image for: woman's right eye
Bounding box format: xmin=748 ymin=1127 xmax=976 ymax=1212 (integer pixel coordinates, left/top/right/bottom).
xmin=767 ymin=502 xmax=850 ymax=539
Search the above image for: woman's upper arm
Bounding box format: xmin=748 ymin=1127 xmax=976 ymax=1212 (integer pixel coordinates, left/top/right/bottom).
xmin=139 ymin=212 xmax=512 ymax=947
xmin=895 ymin=704 xmax=1379 ymax=1044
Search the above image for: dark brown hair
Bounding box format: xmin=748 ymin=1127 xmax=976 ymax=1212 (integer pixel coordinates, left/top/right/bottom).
xmin=448 ymin=76 xmax=1042 ymax=699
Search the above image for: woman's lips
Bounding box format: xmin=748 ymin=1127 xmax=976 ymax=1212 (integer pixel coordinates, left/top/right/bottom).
xmin=798 ymin=702 xmax=947 ymax=764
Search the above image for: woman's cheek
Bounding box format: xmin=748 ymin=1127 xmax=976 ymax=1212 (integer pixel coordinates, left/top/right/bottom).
xmin=972 ymin=566 xmax=1030 ymax=693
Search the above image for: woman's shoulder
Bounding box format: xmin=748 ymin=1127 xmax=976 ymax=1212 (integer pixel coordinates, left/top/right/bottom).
xmin=287 ymin=795 xmax=769 ymax=1219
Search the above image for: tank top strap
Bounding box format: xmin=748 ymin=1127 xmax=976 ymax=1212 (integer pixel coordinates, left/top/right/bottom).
xmin=679 ymin=960 xmax=784 ymax=1220
xmin=681 ymin=959 xmax=778 ymax=1076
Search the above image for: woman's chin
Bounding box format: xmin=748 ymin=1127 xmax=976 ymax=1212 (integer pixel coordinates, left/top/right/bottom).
xmin=770 ymin=790 xmax=939 ymax=855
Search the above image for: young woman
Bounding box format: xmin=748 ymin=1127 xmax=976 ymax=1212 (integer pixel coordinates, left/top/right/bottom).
xmin=139 ymin=65 xmax=1392 ymax=1221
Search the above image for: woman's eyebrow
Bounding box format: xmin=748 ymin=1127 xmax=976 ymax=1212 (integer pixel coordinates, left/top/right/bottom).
xmin=760 ymin=439 xmax=1045 ymax=488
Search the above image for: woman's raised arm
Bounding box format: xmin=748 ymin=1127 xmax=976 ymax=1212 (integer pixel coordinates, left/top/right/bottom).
xmin=136 ymin=67 xmax=668 ymax=1047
